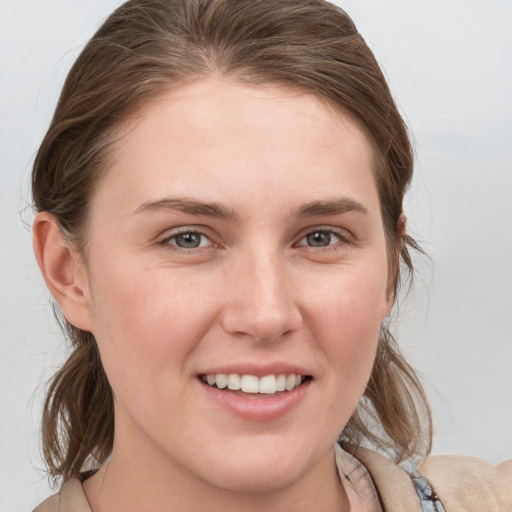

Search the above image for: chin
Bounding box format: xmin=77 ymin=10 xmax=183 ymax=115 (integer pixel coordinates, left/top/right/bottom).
xmin=206 ymin=463 xmax=306 ymax=495
xmin=192 ymin=439 xmax=314 ymax=494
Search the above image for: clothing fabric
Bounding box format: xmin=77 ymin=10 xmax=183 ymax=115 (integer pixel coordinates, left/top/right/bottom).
xmin=348 ymin=446 xmax=512 ymax=512
xmin=32 ymin=446 xmax=512 ymax=512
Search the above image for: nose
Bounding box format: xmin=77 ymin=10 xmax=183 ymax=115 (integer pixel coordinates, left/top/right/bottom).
xmin=220 ymin=249 xmax=303 ymax=344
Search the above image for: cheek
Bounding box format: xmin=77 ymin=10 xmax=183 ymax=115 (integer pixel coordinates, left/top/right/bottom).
xmin=86 ymin=262 xmax=221 ymax=395
xmin=302 ymin=264 xmax=387 ymax=387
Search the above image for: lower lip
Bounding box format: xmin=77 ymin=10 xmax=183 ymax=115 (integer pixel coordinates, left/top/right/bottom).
xmin=199 ymin=379 xmax=311 ymax=422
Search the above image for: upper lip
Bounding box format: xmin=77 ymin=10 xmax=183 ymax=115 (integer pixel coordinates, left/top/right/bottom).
xmin=198 ymin=362 xmax=312 ymax=377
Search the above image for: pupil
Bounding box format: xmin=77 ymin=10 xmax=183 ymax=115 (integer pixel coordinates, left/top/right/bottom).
xmin=176 ymin=233 xmax=201 ymax=248
xmin=307 ymin=231 xmax=331 ymax=247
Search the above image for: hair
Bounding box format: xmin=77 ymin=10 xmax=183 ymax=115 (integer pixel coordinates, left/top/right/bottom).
xmin=33 ymin=0 xmax=432 ymax=483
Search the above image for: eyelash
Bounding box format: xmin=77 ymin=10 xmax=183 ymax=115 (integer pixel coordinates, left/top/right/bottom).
xmin=158 ymin=227 xmax=352 ymax=253
xmin=159 ymin=228 xmax=215 ymax=253
xmin=295 ymin=228 xmax=351 ymax=252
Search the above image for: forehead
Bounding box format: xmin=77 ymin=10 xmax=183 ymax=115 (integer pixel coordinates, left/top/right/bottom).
xmin=94 ymin=78 xmax=379 ymax=218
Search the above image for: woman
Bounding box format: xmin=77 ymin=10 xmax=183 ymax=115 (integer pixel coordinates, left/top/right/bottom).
xmin=30 ymin=0 xmax=511 ymax=511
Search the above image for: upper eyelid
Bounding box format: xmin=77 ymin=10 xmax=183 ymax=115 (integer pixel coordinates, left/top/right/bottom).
xmin=297 ymin=225 xmax=352 ymax=239
xmin=294 ymin=227 xmax=356 ymax=251
xmin=159 ymin=226 xmax=212 ymax=239
xmin=158 ymin=227 xmax=216 ymax=247
xmin=296 ymin=229 xmax=344 ymax=244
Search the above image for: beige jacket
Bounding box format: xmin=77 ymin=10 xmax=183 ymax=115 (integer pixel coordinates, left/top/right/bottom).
xmin=353 ymin=447 xmax=512 ymax=511
xmin=33 ymin=447 xmax=512 ymax=512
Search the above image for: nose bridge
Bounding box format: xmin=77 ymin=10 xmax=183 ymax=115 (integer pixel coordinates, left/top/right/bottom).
xmin=222 ymin=245 xmax=301 ymax=343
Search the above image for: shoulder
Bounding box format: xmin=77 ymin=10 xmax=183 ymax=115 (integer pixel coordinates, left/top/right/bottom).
xmin=32 ymin=493 xmax=59 ymax=512
xmin=418 ymin=454 xmax=512 ymax=512
xmin=346 ymin=445 xmax=512 ymax=512
xmin=32 ymin=478 xmax=91 ymax=512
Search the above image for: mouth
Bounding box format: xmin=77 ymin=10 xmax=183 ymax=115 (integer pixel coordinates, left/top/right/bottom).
xmin=198 ymin=370 xmax=313 ymax=421
xmin=199 ymin=373 xmax=313 ymax=396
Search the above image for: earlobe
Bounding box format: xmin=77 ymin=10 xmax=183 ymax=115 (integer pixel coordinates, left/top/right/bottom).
xmin=33 ymin=212 xmax=93 ymax=331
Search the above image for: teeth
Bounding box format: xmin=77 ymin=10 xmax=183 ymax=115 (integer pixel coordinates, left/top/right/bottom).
xmin=285 ymin=374 xmax=296 ymax=391
xmin=203 ymin=373 xmax=305 ymax=394
xmin=227 ymin=374 xmax=241 ymax=390
xmin=241 ymin=374 xmax=259 ymax=393
xmin=215 ymin=374 xmax=228 ymax=389
xmin=259 ymin=375 xmax=276 ymax=394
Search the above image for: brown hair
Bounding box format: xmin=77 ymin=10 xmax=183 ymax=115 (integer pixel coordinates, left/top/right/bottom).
xmin=33 ymin=0 xmax=431 ymax=483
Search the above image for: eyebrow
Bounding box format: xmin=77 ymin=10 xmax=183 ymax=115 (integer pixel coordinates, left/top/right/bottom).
xmin=133 ymin=197 xmax=238 ymax=221
xmin=133 ymin=196 xmax=368 ymax=221
xmin=295 ymin=198 xmax=369 ymax=218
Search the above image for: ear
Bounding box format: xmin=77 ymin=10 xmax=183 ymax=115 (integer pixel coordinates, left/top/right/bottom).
xmin=382 ymin=288 xmax=395 ymax=319
xmin=397 ymin=213 xmax=407 ymax=238
xmin=33 ymin=212 xmax=93 ymax=331
xmin=382 ymin=214 xmax=407 ymax=317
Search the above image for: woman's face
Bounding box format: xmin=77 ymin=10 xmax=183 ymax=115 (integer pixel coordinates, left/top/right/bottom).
xmin=77 ymin=79 xmax=392 ymax=493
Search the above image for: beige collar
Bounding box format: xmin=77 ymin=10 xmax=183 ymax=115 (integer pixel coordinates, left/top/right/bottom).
xmin=59 ymin=477 xmax=92 ymax=512
xmin=344 ymin=445 xmax=423 ymax=512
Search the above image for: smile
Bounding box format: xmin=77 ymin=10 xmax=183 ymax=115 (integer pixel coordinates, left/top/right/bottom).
xmin=200 ymin=373 xmax=310 ymax=395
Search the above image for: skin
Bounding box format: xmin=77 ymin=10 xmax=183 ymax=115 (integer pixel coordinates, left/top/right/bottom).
xmin=34 ymin=78 xmax=393 ymax=512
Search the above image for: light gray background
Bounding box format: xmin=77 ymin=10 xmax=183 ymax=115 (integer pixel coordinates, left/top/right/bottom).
xmin=1 ymin=1 xmax=511 ymax=510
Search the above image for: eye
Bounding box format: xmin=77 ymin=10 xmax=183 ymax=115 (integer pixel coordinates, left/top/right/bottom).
xmin=161 ymin=230 xmax=212 ymax=250
xmin=297 ymin=229 xmax=343 ymax=248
